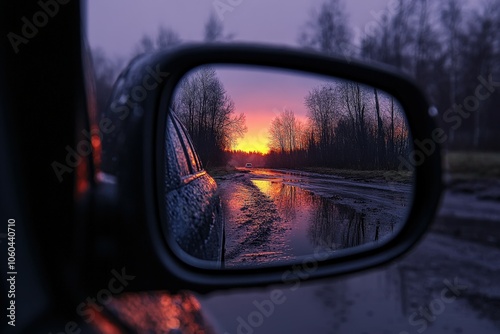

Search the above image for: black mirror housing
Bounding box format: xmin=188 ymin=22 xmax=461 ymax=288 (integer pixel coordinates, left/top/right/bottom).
xmin=86 ymin=44 xmax=442 ymax=294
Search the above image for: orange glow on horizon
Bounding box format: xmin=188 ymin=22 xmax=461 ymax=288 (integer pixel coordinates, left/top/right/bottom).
xmin=232 ymin=109 xmax=272 ymax=154
xmin=233 ymin=134 xmax=270 ymax=154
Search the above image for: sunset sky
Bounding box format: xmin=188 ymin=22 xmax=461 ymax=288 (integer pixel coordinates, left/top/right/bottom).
xmin=178 ymin=65 xmax=401 ymax=154
xmin=215 ymin=66 xmax=328 ymax=153
xmin=86 ymin=0 xmax=476 ymax=154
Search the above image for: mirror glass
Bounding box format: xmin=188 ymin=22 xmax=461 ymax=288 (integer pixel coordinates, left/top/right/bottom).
xmin=162 ymin=65 xmax=414 ymax=269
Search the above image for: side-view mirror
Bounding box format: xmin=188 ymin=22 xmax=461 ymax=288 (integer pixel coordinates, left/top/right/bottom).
xmin=90 ymin=44 xmax=442 ymax=294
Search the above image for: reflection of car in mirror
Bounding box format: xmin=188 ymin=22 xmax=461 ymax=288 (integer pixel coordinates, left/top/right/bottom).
xmin=164 ymin=111 xmax=225 ymax=265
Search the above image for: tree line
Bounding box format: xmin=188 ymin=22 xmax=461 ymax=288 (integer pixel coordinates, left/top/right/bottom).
xmin=266 ymin=82 xmax=410 ymax=170
xmin=91 ymin=13 xmax=236 ymax=168
xmin=91 ymin=12 xmax=232 ymax=126
xmin=300 ymin=0 xmax=500 ymax=150
xmin=91 ymin=0 xmax=500 ymax=172
xmin=172 ymin=67 xmax=247 ymax=167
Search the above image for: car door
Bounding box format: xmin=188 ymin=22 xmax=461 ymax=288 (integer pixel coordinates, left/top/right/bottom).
xmin=165 ymin=112 xmax=224 ymax=264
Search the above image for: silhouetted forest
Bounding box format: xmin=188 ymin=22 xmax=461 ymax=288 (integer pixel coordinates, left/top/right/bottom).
xmin=266 ymin=83 xmax=409 ymax=170
xmin=172 ymin=67 xmax=247 ymax=167
xmin=299 ymin=0 xmax=500 ymax=150
xmin=92 ymin=0 xmax=500 ymax=171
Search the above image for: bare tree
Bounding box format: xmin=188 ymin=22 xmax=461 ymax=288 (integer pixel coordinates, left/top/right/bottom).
xmin=269 ymin=110 xmax=303 ymax=153
xmin=437 ymin=0 xmax=466 ymax=144
xmin=461 ymin=0 xmax=500 ymax=147
xmin=361 ymin=0 xmax=416 ymax=71
xmin=361 ymin=0 xmax=441 ymax=89
xmin=157 ymin=26 xmax=182 ymax=49
xmin=412 ymin=0 xmax=442 ymax=92
xmin=339 ymin=82 xmax=370 ymax=167
xmin=341 ymin=83 xmax=367 ymax=146
xmin=388 ymin=97 xmax=396 ymax=163
xmin=137 ymin=35 xmax=155 ymax=54
xmin=441 ymin=0 xmax=465 ymax=103
xmin=175 ymin=67 xmax=246 ymax=166
xmin=298 ymin=0 xmax=353 ymax=58
xmin=305 ymin=84 xmax=339 ymax=155
xmin=374 ymin=89 xmax=387 ymax=167
xmin=269 ymin=115 xmax=286 ymax=153
xmin=204 ymin=12 xmax=233 ymax=42
xmin=135 ymin=26 xmax=181 ymax=56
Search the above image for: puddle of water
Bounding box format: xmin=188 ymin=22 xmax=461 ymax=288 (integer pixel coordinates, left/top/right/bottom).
xmin=251 ymin=179 xmax=391 ymax=259
xmin=220 ymin=173 xmax=403 ymax=267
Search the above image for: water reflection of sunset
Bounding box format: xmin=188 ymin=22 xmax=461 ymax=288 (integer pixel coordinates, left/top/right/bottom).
xmin=251 ymin=179 xmax=274 ymax=196
xmin=219 ymin=171 xmax=395 ymax=268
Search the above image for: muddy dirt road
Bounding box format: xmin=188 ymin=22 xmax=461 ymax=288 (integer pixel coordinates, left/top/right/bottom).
xmin=215 ymin=168 xmax=412 ymax=267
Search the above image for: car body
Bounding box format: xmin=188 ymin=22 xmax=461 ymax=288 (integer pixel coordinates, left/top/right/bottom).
xmin=98 ymin=52 xmax=225 ymax=265
xmin=245 ymin=163 xmax=252 ymax=168
xmin=164 ymin=111 xmax=224 ymax=264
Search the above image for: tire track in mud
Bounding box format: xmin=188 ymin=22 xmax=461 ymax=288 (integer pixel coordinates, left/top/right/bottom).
xmin=216 ymin=173 xmax=289 ymax=267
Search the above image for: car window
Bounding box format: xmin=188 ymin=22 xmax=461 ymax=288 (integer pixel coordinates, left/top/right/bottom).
xmin=174 ymin=117 xmax=203 ymax=173
xmin=166 ymin=115 xmax=190 ymax=178
xmin=171 ymin=116 xmax=201 ymax=174
xmin=184 ymin=129 xmax=203 ymax=172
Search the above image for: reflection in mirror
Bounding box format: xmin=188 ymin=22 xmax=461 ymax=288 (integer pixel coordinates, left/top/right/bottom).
xmin=163 ymin=65 xmax=413 ymax=269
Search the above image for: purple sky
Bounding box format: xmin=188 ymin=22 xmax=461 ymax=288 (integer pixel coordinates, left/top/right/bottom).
xmin=215 ymin=66 xmax=330 ymax=152
xmin=87 ymin=0 xmax=478 ymax=59
xmin=87 ymin=0 xmax=480 ymax=58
